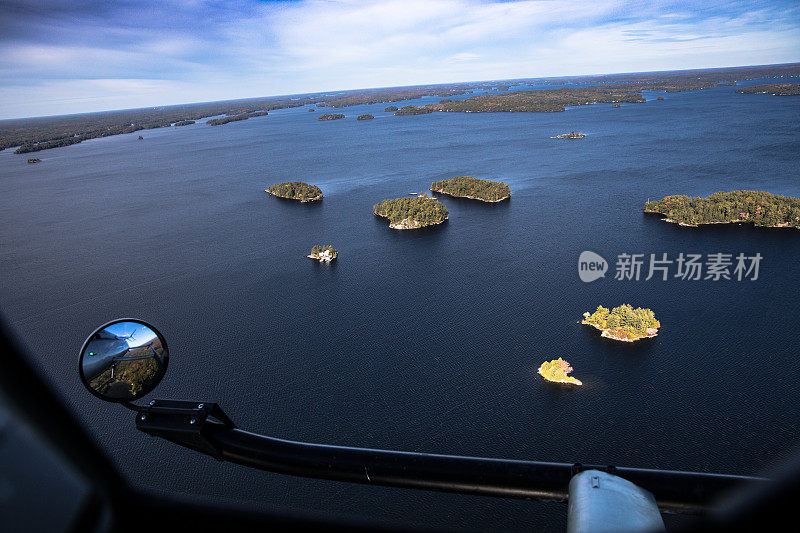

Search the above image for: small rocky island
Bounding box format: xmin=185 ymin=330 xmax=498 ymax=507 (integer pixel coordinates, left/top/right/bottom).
xmin=384 ymin=106 xmax=399 ymax=112
xmin=736 ymin=84 xmax=800 ymax=96
xmin=318 ymin=113 xmax=345 ymax=121
xmin=644 ymin=190 xmax=800 ymax=228
xmin=26 ymin=158 xmax=42 ymax=164
xmin=612 ymin=103 xmax=621 ymax=108
xmin=357 ymin=114 xmax=374 ymax=120
xmin=266 ymin=181 xmax=323 ymax=202
xmin=551 ymin=131 xmax=586 ymax=139
xmin=538 ymin=358 xmax=582 ymax=386
xmin=656 ymin=96 xmax=665 ymax=100
xmin=582 ymin=305 xmax=660 ymax=342
xmin=430 ymin=176 xmax=510 ymax=202
xmin=308 ymin=245 xmax=338 ymax=262
xmin=373 ymin=197 xmax=449 ymax=230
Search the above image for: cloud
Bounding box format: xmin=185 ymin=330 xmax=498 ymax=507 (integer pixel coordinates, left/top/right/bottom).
xmin=0 ymin=0 xmax=798 ymax=118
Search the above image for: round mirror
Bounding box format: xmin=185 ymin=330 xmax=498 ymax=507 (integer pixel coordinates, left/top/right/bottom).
xmin=79 ymin=319 xmax=168 ymax=402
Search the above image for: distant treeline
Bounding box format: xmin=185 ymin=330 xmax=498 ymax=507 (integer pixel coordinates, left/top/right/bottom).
xmin=396 ymin=86 xmax=644 ymax=114
xmin=2 ymin=96 xmax=311 ymax=153
xmin=317 ymin=87 xmax=473 ymax=108
xmin=644 ymin=190 xmax=800 ymax=227
xmin=3 ymin=63 xmax=798 ymax=153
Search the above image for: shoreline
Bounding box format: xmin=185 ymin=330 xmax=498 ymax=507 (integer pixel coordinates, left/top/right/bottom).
xmin=644 ymin=210 xmax=797 ymax=229
xmin=430 ymin=187 xmax=510 ymax=203
xmin=374 ymin=214 xmax=448 ymax=230
xmin=582 ymin=321 xmax=658 ymax=342
xmin=307 ymin=253 xmax=335 ymax=262
xmin=537 ymin=367 xmax=582 ymax=385
xmin=266 ymin=190 xmax=323 ymax=203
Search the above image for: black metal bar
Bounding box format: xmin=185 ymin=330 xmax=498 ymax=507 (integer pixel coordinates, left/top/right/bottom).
xmin=135 ymin=401 xmax=765 ymax=514
xmin=213 ymin=428 xmax=761 ymax=514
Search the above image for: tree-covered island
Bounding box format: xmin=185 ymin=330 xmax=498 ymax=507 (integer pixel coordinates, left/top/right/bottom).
xmin=27 ymin=158 xmax=41 ymax=164
xmin=373 ymin=197 xmax=449 ymax=229
xmin=357 ymin=114 xmax=374 ymax=120
xmin=206 ymin=110 xmax=269 ymax=126
xmin=308 ymin=245 xmax=338 ymax=262
xmin=538 ymin=359 xmax=582 ymax=385
xmin=318 ymin=113 xmax=345 ymax=121
xmin=430 ymin=176 xmax=510 ymax=202
xmin=582 ymin=305 xmax=660 ymax=342
xmin=736 ymin=84 xmax=800 ymax=96
xmin=173 ymin=120 xmax=195 ymax=126
xmin=384 ymin=106 xmax=399 ymax=112
xmin=266 ymin=181 xmax=323 ymax=202
xmin=644 ymin=191 xmax=800 ymax=228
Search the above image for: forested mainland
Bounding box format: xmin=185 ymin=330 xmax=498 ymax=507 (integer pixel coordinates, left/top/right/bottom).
xmin=736 ymin=84 xmax=800 ymax=96
xmin=3 ymin=63 xmax=797 ymax=153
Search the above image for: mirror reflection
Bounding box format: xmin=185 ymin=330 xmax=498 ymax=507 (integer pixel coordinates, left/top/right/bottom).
xmin=80 ymin=320 xmax=168 ymax=401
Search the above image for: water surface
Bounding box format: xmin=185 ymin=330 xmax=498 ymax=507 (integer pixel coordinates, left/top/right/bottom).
xmin=1 ymin=78 xmax=799 ymax=530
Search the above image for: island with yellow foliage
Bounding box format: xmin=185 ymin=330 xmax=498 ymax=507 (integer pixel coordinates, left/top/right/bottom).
xmin=582 ymin=305 xmax=660 ymax=342
xmin=538 ymin=358 xmax=582 ymax=385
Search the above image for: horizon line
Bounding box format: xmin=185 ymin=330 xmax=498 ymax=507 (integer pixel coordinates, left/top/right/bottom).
xmin=3 ymin=61 xmax=799 ymax=123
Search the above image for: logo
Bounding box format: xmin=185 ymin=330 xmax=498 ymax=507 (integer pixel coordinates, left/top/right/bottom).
xmin=578 ymin=251 xmax=608 ymax=282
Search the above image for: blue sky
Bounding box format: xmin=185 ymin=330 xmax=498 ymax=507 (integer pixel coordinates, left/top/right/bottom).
xmin=1 ymin=0 xmax=798 ymax=119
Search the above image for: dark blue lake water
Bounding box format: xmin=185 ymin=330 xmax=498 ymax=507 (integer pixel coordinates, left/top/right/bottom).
xmin=1 ymin=78 xmax=799 ymax=530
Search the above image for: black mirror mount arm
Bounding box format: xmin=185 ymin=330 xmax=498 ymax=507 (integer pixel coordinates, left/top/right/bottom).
xmin=135 ymin=399 xmax=235 ymax=460
xmin=132 ymin=398 xmax=765 ymax=514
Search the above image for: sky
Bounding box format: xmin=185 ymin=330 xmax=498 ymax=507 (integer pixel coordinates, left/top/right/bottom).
xmin=1 ymin=0 xmax=798 ymax=119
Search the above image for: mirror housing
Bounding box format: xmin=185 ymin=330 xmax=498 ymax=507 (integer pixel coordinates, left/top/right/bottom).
xmin=79 ymin=319 xmax=168 ymax=403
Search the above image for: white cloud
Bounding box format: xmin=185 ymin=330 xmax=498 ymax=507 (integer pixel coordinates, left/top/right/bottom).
xmin=1 ymin=0 xmax=798 ymax=118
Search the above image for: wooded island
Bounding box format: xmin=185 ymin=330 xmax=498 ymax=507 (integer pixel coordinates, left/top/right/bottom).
xmin=582 ymin=305 xmax=660 ymax=342
xmin=538 ymin=359 xmax=582 ymax=385
xmin=430 ymin=176 xmax=510 ymax=202
xmin=308 ymin=245 xmax=338 ymax=262
xmin=373 ymin=197 xmax=449 ymax=229
xmin=644 ymin=191 xmax=800 ymax=228
xmin=266 ymin=182 xmax=323 ymax=202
